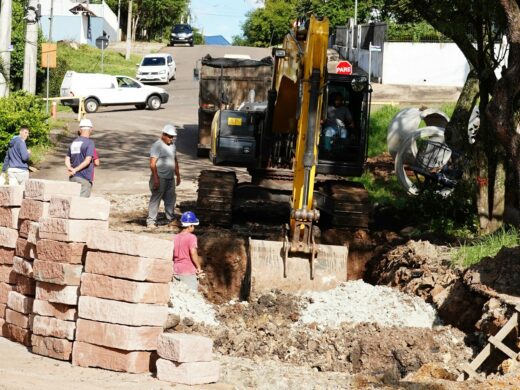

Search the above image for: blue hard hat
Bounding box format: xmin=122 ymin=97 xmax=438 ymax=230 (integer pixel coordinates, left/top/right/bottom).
xmin=180 ymin=211 xmax=199 ymax=227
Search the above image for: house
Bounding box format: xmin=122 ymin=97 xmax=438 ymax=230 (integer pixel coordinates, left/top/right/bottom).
xmin=39 ymin=0 xmax=119 ymax=46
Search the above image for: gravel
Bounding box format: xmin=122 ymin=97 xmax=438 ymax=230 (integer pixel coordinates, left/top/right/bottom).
xmin=297 ymin=279 xmax=439 ymax=329
xmin=168 ymin=280 xmax=219 ymax=326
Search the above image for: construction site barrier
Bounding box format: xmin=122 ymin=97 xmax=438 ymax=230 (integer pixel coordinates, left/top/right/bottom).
xmin=41 ymin=96 xmax=86 ymax=121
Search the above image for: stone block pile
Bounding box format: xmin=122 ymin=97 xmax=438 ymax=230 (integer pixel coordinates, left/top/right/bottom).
xmin=73 ymin=229 xmax=174 ymax=373
xmin=156 ymin=333 xmax=220 ymax=385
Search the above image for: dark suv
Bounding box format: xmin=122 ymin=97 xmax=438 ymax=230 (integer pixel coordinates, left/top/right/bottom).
xmin=170 ymin=24 xmax=194 ymax=46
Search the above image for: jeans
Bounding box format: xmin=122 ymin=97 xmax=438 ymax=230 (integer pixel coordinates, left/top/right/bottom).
xmin=174 ymin=274 xmax=198 ymax=291
xmin=147 ymin=176 xmax=176 ymax=226
xmin=69 ymin=176 xmax=92 ymax=197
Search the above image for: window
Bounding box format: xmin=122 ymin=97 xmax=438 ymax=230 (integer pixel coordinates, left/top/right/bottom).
xmin=173 ymin=24 xmax=192 ymax=34
xmin=117 ymin=77 xmax=140 ymax=88
xmin=142 ymin=57 xmax=166 ymax=66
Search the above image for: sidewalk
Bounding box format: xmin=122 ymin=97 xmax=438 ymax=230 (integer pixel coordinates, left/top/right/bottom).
xmin=371 ymin=83 xmax=461 ymax=105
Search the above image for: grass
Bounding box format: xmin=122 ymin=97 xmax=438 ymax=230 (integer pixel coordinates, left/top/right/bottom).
xmin=58 ymin=43 xmax=142 ymax=77
xmin=368 ymin=105 xmax=400 ymax=157
xmin=451 ymin=227 xmax=520 ymax=267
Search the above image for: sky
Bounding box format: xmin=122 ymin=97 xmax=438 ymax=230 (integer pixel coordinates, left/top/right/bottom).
xmin=190 ymin=0 xmax=261 ymax=42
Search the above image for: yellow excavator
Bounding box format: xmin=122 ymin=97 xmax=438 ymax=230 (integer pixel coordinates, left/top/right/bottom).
xmin=196 ymin=16 xmax=372 ymax=294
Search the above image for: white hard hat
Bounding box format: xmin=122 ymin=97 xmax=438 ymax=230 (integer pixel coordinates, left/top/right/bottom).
xmin=162 ymin=124 xmax=177 ymax=137
xmin=79 ymin=118 xmax=93 ymax=128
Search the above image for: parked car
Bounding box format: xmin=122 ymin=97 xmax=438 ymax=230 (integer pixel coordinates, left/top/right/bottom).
xmin=170 ymin=24 xmax=194 ymax=46
xmin=136 ymin=53 xmax=176 ymax=84
xmin=60 ymin=71 xmax=169 ymax=113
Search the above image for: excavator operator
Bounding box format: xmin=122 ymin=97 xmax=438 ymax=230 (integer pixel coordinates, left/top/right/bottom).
xmin=322 ymin=92 xmax=355 ymax=154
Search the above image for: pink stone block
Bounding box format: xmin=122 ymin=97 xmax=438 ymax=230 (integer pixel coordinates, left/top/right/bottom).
xmin=0 ymin=282 xmax=14 ymax=304
xmin=6 ymin=323 xmax=31 ymax=346
xmin=78 ymin=296 xmax=168 ymax=327
xmin=32 ymin=299 xmax=77 ymax=321
xmin=156 ymin=358 xmax=220 ymax=385
xmin=7 ymin=291 xmax=34 ymax=314
xmin=76 ymin=318 xmax=163 ymax=351
xmin=39 ymin=218 xmax=109 ymax=243
xmin=0 ymin=265 xmax=16 ymax=284
xmin=35 ymin=282 xmax=79 ymax=305
xmin=0 ymin=227 xmax=19 ymax=248
xmin=35 ymin=239 xmax=85 ymax=264
xmin=85 ymin=251 xmax=173 ymax=283
xmin=15 ymin=274 xmax=36 ymax=296
xmin=0 ymin=302 xmax=5 ymax=318
xmin=80 ymin=273 xmax=170 ymax=304
xmin=32 ymin=259 xmax=83 ymax=286
xmin=49 ymin=196 xmax=110 ymax=220
xmin=15 ymin=238 xmax=35 ymax=260
xmin=18 ymin=219 xmax=31 ymax=238
xmin=72 ymin=341 xmax=152 ymax=373
xmin=0 ymin=186 xmax=23 ymax=206
xmin=24 ymin=179 xmax=81 ymax=201
xmin=27 ymin=222 xmax=40 ymax=245
xmin=0 ymin=247 xmax=15 ymax=265
xmin=5 ymin=308 xmax=33 ymax=329
xmin=0 ymin=207 xmax=20 ymax=228
xmin=87 ymin=229 xmax=173 ymax=260
xmin=13 ymin=257 xmax=33 ymax=278
xmin=32 ymin=315 xmax=76 ymax=340
xmin=157 ymin=332 xmax=213 ymax=363
xmin=31 ymin=335 xmax=73 ymax=361
xmin=19 ymin=199 xmax=49 ymax=221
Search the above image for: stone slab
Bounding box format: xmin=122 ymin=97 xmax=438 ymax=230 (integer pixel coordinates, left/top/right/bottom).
xmin=87 ymin=229 xmax=173 ymax=260
xmin=78 ymin=296 xmax=168 ymax=327
xmin=0 ymin=227 xmax=19 ymax=248
xmin=32 ymin=299 xmax=77 ymax=321
xmin=15 ymin=238 xmax=35 ymax=260
xmin=72 ymin=341 xmax=152 ymax=373
xmin=0 ymin=302 xmax=5 ymax=318
xmin=31 ymin=335 xmax=73 ymax=361
xmin=0 ymin=265 xmax=16 ymax=284
xmin=0 ymin=186 xmax=23 ymax=207
xmin=35 ymin=282 xmax=79 ymax=305
xmin=5 ymin=308 xmax=33 ymax=329
xmin=39 ymin=218 xmax=109 ymax=243
xmin=18 ymin=219 xmax=31 ymax=238
xmin=0 ymin=282 xmax=14 ymax=304
xmin=80 ymin=273 xmax=170 ymax=304
xmin=13 ymin=257 xmax=33 ymax=278
xmin=156 ymin=358 xmax=220 ymax=385
xmin=32 ymin=315 xmax=76 ymax=340
xmin=49 ymin=196 xmax=110 ymax=221
xmin=19 ymin=199 xmax=49 ymax=221
xmin=157 ymin=332 xmax=213 ymax=363
xmin=35 ymin=240 xmax=85 ymax=264
xmin=0 ymin=318 xmax=6 ymax=337
xmin=76 ymin=318 xmax=162 ymax=351
xmin=15 ymin=274 xmax=36 ymax=296
xmin=24 ymin=179 xmax=81 ymax=201
xmin=7 ymin=291 xmax=34 ymax=314
xmin=27 ymin=222 xmax=40 ymax=245
xmin=0 ymin=247 xmax=15 ymax=265
xmin=0 ymin=207 xmax=20 ymax=229
xmin=6 ymin=323 xmax=31 ymax=346
xmin=33 ymin=260 xmax=83 ymax=286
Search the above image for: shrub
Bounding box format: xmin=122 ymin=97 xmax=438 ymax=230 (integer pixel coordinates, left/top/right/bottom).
xmin=0 ymin=91 xmax=50 ymax=158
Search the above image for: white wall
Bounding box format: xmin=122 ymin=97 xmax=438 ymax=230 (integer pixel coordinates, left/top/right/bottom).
xmin=381 ymin=42 xmax=470 ymax=86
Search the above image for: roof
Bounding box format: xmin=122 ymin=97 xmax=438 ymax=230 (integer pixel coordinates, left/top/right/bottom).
xmin=143 ymin=53 xmax=170 ymax=58
xmin=204 ymin=35 xmax=230 ymax=46
xmin=69 ymin=3 xmax=96 ymax=16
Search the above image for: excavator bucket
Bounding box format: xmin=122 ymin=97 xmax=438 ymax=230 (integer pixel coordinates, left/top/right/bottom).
xmin=245 ymin=238 xmax=348 ymax=295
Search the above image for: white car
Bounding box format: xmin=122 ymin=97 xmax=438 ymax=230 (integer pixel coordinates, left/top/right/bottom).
xmin=136 ymin=53 xmax=176 ymax=84
xmin=60 ymin=71 xmax=169 ymax=113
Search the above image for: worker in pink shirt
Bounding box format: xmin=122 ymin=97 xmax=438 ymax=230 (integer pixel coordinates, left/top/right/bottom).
xmin=173 ymin=211 xmax=204 ymax=291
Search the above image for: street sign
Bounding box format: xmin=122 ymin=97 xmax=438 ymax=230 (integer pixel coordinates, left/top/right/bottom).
xmin=95 ymin=36 xmax=109 ymax=50
xmin=336 ymin=60 xmax=353 ymax=75
xmin=41 ymin=43 xmax=57 ymax=68
xmin=369 ymin=43 xmax=382 ymax=52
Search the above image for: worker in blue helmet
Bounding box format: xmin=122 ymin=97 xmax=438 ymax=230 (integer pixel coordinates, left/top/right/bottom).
xmin=172 ymin=211 xmax=204 ymax=290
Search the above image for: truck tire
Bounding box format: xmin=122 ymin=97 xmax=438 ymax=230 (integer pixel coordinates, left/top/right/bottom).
xmin=147 ymin=95 xmax=161 ymax=110
xmin=84 ymin=98 xmax=99 ymax=113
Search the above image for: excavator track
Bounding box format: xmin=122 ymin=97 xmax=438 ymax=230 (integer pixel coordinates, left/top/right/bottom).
xmin=196 ymin=170 xmax=236 ymax=227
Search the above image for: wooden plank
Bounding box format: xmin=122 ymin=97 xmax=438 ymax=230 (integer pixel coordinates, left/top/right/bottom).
xmin=489 ymin=336 xmax=519 ymax=359
xmin=493 ymin=313 xmax=518 ymax=340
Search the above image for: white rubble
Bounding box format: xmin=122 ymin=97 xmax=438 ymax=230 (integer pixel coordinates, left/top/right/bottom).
xmin=298 ymin=279 xmax=439 ymax=329
xmin=168 ymin=280 xmax=219 ymax=326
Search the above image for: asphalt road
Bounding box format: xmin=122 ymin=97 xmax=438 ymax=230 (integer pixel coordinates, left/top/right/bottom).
xmin=33 ymin=44 xmax=271 ymax=197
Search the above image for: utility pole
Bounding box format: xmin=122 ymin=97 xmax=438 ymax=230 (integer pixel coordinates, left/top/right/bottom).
xmin=45 ymin=0 xmax=54 ymax=112
xmin=125 ymin=0 xmax=132 ymax=60
xmin=117 ymin=0 xmax=121 ymax=40
xmin=23 ymin=0 xmax=39 ymax=94
xmin=0 ymin=0 xmax=13 ymax=97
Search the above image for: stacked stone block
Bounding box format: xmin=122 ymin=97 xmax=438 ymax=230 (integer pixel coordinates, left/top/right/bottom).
xmin=31 ymin=187 xmax=110 ymax=361
xmin=73 ymin=229 xmax=173 ymax=373
xmin=156 ymin=333 xmax=220 ymax=385
xmin=0 ymin=186 xmax=24 ymax=339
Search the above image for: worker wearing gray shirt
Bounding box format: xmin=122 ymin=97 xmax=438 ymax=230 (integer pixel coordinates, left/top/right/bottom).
xmin=147 ymin=124 xmax=181 ymax=228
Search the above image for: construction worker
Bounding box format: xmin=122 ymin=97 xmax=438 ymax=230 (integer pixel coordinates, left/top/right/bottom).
xmin=173 ymin=211 xmax=204 ymax=291
xmin=65 ymin=119 xmax=96 ymax=197
xmin=147 ymin=124 xmax=181 ymax=227
xmin=2 ymin=126 xmax=31 ymax=186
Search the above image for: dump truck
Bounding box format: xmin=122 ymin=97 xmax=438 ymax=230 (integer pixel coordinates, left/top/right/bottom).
xmin=196 ymin=16 xmax=372 ymax=294
xmin=194 ymin=54 xmax=273 ymax=156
